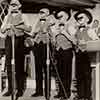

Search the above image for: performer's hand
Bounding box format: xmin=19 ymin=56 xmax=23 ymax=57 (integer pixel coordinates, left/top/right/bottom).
xmin=1 ymin=23 xmax=11 ymax=33
xmin=0 ymin=33 xmax=6 ymax=38
xmin=11 ymin=25 xmax=15 ymax=30
xmin=10 ymin=25 xmax=15 ymax=36
xmin=5 ymin=24 xmax=12 ymax=30
xmin=51 ymin=40 xmax=56 ymax=47
xmin=79 ymin=40 xmax=86 ymax=45
xmin=79 ymin=40 xmax=87 ymax=52
xmin=1 ymin=24 xmax=11 ymax=33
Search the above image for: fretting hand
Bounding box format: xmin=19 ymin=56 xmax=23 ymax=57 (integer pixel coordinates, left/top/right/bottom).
xmin=79 ymin=40 xmax=87 ymax=52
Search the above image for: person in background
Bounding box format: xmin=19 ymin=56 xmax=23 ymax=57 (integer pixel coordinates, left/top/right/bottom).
xmin=74 ymin=10 xmax=93 ymax=100
xmin=92 ymin=19 xmax=99 ymax=31
xmin=96 ymin=20 xmax=100 ymax=38
xmin=92 ymin=19 xmax=100 ymax=38
xmin=31 ymin=8 xmax=51 ymax=99
xmin=88 ymin=19 xmax=99 ymax=40
xmin=0 ymin=0 xmax=31 ymax=97
xmin=53 ymin=10 xmax=77 ymax=99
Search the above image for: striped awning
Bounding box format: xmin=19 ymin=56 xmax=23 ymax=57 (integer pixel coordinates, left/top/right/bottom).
xmin=22 ymin=0 xmax=100 ymax=13
xmin=23 ymin=0 xmax=100 ymax=7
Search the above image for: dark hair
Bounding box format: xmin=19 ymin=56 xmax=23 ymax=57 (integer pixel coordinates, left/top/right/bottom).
xmin=74 ymin=10 xmax=93 ymax=24
xmin=94 ymin=19 xmax=99 ymax=23
xmin=54 ymin=9 xmax=71 ymax=21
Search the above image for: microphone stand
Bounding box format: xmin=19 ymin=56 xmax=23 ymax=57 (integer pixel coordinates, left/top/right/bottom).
xmin=46 ymin=32 xmax=50 ymax=100
xmin=70 ymin=51 xmax=78 ymax=100
xmin=11 ymin=27 xmax=16 ymax=100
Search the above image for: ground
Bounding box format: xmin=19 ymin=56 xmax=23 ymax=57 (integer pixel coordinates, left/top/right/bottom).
xmin=0 ymin=79 xmax=58 ymax=100
xmin=0 ymin=88 xmax=58 ymax=100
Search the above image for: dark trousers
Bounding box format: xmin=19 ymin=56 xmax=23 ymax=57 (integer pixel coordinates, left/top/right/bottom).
xmin=33 ymin=42 xmax=51 ymax=98
xmin=56 ymin=48 xmax=73 ymax=98
xmin=76 ymin=51 xmax=92 ymax=99
xmin=5 ymin=36 xmax=25 ymax=92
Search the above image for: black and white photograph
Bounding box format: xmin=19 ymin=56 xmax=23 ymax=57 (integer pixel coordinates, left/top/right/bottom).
xmin=0 ymin=0 xmax=100 ymax=100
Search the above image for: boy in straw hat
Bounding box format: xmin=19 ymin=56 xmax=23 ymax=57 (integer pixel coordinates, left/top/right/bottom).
xmin=31 ymin=8 xmax=52 ymax=99
xmin=1 ymin=0 xmax=31 ymax=97
xmin=53 ymin=10 xmax=77 ymax=99
xmin=74 ymin=10 xmax=94 ymax=100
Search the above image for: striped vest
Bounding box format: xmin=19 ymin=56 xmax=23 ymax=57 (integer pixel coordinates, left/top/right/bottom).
xmin=34 ymin=20 xmax=50 ymax=44
xmin=76 ymin=27 xmax=92 ymax=41
xmin=5 ymin=13 xmax=24 ymax=37
xmin=55 ymin=33 xmax=72 ymax=50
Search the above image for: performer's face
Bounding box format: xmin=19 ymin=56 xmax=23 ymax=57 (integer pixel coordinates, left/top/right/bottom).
xmin=58 ymin=23 xmax=65 ymax=32
xmin=9 ymin=4 xmax=19 ymax=13
xmin=77 ymin=13 xmax=89 ymax=26
xmin=57 ymin=11 xmax=69 ymax=23
xmin=39 ymin=10 xmax=49 ymax=19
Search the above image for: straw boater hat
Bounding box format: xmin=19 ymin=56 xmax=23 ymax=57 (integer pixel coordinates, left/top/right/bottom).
xmin=10 ymin=0 xmax=22 ymax=8
xmin=74 ymin=10 xmax=93 ymax=24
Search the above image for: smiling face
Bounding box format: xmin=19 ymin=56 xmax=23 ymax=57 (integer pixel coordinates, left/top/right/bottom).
xmin=58 ymin=23 xmax=65 ymax=32
xmin=39 ymin=11 xmax=47 ymax=18
xmin=39 ymin=8 xmax=50 ymax=19
xmin=77 ymin=13 xmax=89 ymax=26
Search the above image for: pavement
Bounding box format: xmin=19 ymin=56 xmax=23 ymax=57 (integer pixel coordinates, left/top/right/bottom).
xmin=0 ymin=79 xmax=58 ymax=100
xmin=0 ymin=76 xmax=95 ymax=100
xmin=0 ymin=88 xmax=58 ymax=100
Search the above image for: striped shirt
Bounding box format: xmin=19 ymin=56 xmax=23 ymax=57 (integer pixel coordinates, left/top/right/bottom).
xmin=55 ymin=33 xmax=72 ymax=50
xmin=33 ymin=17 xmax=50 ymax=44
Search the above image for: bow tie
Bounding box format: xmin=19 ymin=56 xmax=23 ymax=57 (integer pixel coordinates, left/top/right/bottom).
xmin=79 ymin=25 xmax=86 ymax=29
xmin=40 ymin=19 xmax=46 ymax=21
xmin=59 ymin=23 xmax=65 ymax=26
xmin=11 ymin=11 xmax=19 ymax=13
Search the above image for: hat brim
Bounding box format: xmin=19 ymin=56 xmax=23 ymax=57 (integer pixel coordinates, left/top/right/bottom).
xmin=10 ymin=4 xmax=21 ymax=8
xmin=74 ymin=10 xmax=93 ymax=24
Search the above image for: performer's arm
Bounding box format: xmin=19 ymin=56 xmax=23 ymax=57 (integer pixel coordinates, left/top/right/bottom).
xmin=15 ymin=24 xmax=32 ymax=33
xmin=30 ymin=19 xmax=41 ymax=38
xmin=62 ymin=29 xmax=77 ymax=45
xmin=0 ymin=15 xmax=10 ymax=38
xmin=14 ymin=14 xmax=32 ymax=36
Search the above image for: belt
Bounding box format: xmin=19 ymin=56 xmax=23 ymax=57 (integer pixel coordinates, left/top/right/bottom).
xmin=34 ymin=41 xmax=47 ymax=46
xmin=35 ymin=40 xmax=47 ymax=44
xmin=6 ymin=30 xmax=24 ymax=37
xmin=56 ymin=45 xmax=72 ymax=51
xmin=57 ymin=47 xmax=72 ymax=51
